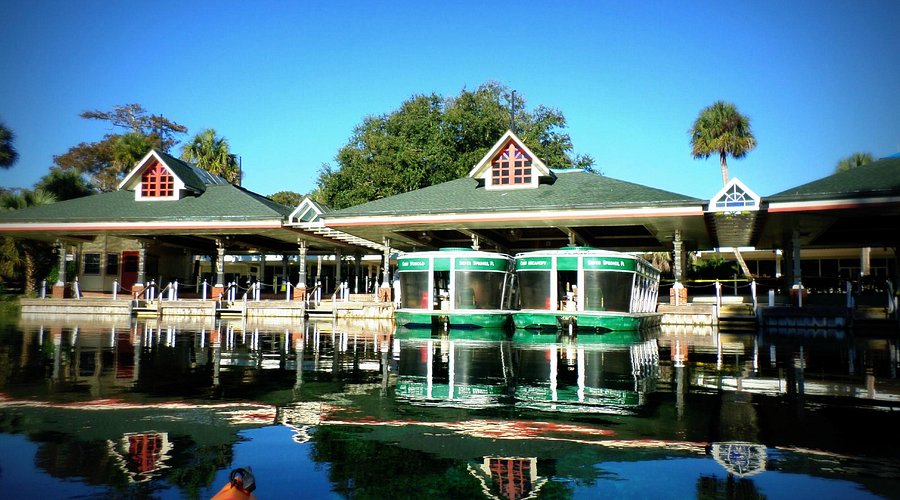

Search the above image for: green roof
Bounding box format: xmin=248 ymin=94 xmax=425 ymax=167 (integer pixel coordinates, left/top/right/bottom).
xmin=154 ymin=149 xmax=230 ymax=193
xmin=767 ymin=157 xmax=900 ymax=202
xmin=0 ymin=184 xmax=292 ymax=223
xmin=327 ymin=170 xmax=703 ymax=217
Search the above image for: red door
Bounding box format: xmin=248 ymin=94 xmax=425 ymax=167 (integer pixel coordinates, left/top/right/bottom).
xmin=121 ymin=251 xmax=139 ymax=292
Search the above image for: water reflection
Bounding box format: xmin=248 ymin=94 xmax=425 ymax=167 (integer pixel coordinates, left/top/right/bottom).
xmin=512 ymin=331 xmax=659 ymax=414
xmin=1 ymin=315 xmax=899 ymax=498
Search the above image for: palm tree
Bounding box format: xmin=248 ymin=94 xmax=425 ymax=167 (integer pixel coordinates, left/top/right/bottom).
xmin=0 ymin=189 xmax=57 ymax=295
xmin=835 ymin=152 xmax=873 ymax=173
xmin=690 ymin=101 xmax=757 ymax=186
xmin=0 ymin=121 xmax=19 ymax=169
xmin=181 ymin=129 xmax=240 ymax=184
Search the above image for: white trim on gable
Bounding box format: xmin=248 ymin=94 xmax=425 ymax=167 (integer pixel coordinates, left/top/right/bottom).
xmin=708 ymin=177 xmax=760 ymax=213
xmin=289 ymin=197 xmax=325 ymax=224
xmin=118 ymin=150 xmax=163 ymax=191
xmin=467 ymin=130 xmax=552 ymax=191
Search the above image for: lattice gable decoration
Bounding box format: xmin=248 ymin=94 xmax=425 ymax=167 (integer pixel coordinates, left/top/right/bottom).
xmin=289 ymin=197 xmax=326 ymax=224
xmin=709 ymin=177 xmax=761 ymax=213
xmin=467 ymin=130 xmax=552 ymax=190
xmin=118 ymin=150 xmax=190 ymax=201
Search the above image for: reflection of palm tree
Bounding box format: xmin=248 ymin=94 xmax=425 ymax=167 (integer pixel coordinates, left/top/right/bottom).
xmin=690 ymin=102 xmax=757 ymax=186
xmin=1 ymin=189 xmax=57 ymax=294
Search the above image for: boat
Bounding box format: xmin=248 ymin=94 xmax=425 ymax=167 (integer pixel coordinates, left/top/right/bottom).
xmin=512 ymin=247 xmax=661 ymax=332
xmin=394 ymin=248 xmax=515 ymax=329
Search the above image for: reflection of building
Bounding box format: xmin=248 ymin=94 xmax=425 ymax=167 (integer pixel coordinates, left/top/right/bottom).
xmin=469 ymin=457 xmax=547 ymax=500
xmin=710 ymin=442 xmax=767 ymax=478
xmin=107 ymin=432 xmax=172 ymax=483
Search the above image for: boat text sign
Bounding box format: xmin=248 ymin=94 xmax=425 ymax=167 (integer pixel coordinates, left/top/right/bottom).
xmin=582 ymin=257 xmax=636 ymax=271
xmin=454 ymin=257 xmax=509 ymax=271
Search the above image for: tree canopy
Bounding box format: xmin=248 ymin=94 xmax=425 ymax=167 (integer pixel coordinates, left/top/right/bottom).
xmin=181 ymin=129 xmax=241 ymax=185
xmin=269 ymin=191 xmax=303 ymax=207
xmin=835 ymin=152 xmax=873 ymax=173
xmin=0 ymin=121 xmax=19 ymax=169
xmin=314 ymin=82 xmax=594 ymax=209
xmin=35 ymin=168 xmax=95 ymax=201
xmin=54 ymin=104 xmax=188 ymax=191
xmin=689 ymin=101 xmax=757 ymax=186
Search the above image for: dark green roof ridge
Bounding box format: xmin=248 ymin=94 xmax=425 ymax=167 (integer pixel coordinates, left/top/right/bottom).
xmin=0 ymin=184 xmax=292 ymax=223
xmin=767 ymin=157 xmax=900 ymax=201
xmin=326 ymin=171 xmax=704 ymax=218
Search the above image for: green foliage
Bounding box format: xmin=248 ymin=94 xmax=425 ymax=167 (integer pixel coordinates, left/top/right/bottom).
xmin=0 ymin=189 xmax=57 ymax=295
xmin=54 ymin=104 xmax=187 ymax=191
xmin=268 ymin=190 xmax=303 ymax=207
xmin=35 ymin=168 xmax=95 ymax=201
xmin=0 ymin=121 xmax=18 ymax=169
xmin=181 ymin=129 xmax=241 ymax=185
xmin=835 ymin=152 xmax=873 ymax=173
xmin=315 ymin=82 xmax=595 ymax=209
xmin=690 ymin=255 xmax=739 ymax=280
xmin=689 ymin=101 xmax=756 ymax=186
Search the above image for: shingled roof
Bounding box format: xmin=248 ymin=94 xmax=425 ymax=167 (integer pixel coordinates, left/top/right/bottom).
xmin=766 ymin=156 xmax=900 ymax=202
xmin=0 ymin=183 xmax=292 ymax=224
xmin=327 ymin=169 xmax=703 ymax=218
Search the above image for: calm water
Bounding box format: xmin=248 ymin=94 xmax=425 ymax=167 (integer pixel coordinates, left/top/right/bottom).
xmin=1 ymin=311 xmax=899 ymax=499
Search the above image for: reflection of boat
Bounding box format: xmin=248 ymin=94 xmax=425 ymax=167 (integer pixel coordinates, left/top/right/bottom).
xmin=395 ymin=330 xmax=512 ymax=408
xmin=395 ymin=248 xmax=515 ymax=329
xmin=512 ymin=331 xmax=659 ymax=414
xmin=513 ymin=247 xmax=660 ymax=332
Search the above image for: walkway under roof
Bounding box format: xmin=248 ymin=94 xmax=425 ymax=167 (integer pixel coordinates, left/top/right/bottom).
xmin=321 ymin=132 xmax=900 ymax=255
xmin=756 ymin=156 xmax=900 ymax=250
xmin=0 ymin=150 xmax=378 ymax=255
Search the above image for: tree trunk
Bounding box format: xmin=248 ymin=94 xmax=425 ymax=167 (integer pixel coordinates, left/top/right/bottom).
xmin=23 ymin=248 xmax=36 ymax=295
xmin=720 ymin=153 xmax=729 ymax=186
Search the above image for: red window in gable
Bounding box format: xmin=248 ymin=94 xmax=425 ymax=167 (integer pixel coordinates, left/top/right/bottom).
xmin=141 ymin=162 xmax=174 ymax=197
xmin=491 ymin=141 xmax=532 ymax=186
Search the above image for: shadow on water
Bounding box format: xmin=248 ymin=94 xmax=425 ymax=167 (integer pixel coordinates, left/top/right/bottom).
xmin=0 ymin=312 xmax=899 ymax=498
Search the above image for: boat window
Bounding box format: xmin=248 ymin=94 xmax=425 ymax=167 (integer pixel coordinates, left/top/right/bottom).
xmin=455 ymin=271 xmax=505 ymax=309
xmin=518 ymin=271 xmax=552 ymax=310
xmin=399 ymin=272 xmax=430 ymax=309
xmin=584 ymin=270 xmax=633 ymax=312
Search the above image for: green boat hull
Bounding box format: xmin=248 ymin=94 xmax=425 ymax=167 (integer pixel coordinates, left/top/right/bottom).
xmin=513 ymin=310 xmax=661 ymax=332
xmin=395 ymin=309 xmax=511 ymax=329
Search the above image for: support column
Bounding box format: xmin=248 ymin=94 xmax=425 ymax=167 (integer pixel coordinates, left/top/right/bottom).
xmin=354 ymin=252 xmax=362 ymax=294
xmin=860 ymin=247 xmax=871 ymax=277
xmin=212 ymin=239 xmax=226 ymax=298
xmin=294 ymin=240 xmax=308 ymax=301
xmin=131 ymin=241 xmax=147 ymax=298
xmin=670 ymin=230 xmax=687 ymax=305
xmin=379 ymin=238 xmax=392 ymax=302
xmin=673 ymin=229 xmax=685 ymax=282
xmin=788 ymin=228 xmax=806 ymax=305
xmin=52 ymin=240 xmax=67 ymax=298
xmin=791 ymin=229 xmax=802 ymax=287
xmin=281 ymin=255 xmax=289 ymax=291
xmin=334 ymin=248 xmax=342 ymax=294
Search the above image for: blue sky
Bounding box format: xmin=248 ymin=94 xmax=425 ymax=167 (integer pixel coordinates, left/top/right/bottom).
xmin=1 ymin=1 xmax=898 ymax=201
